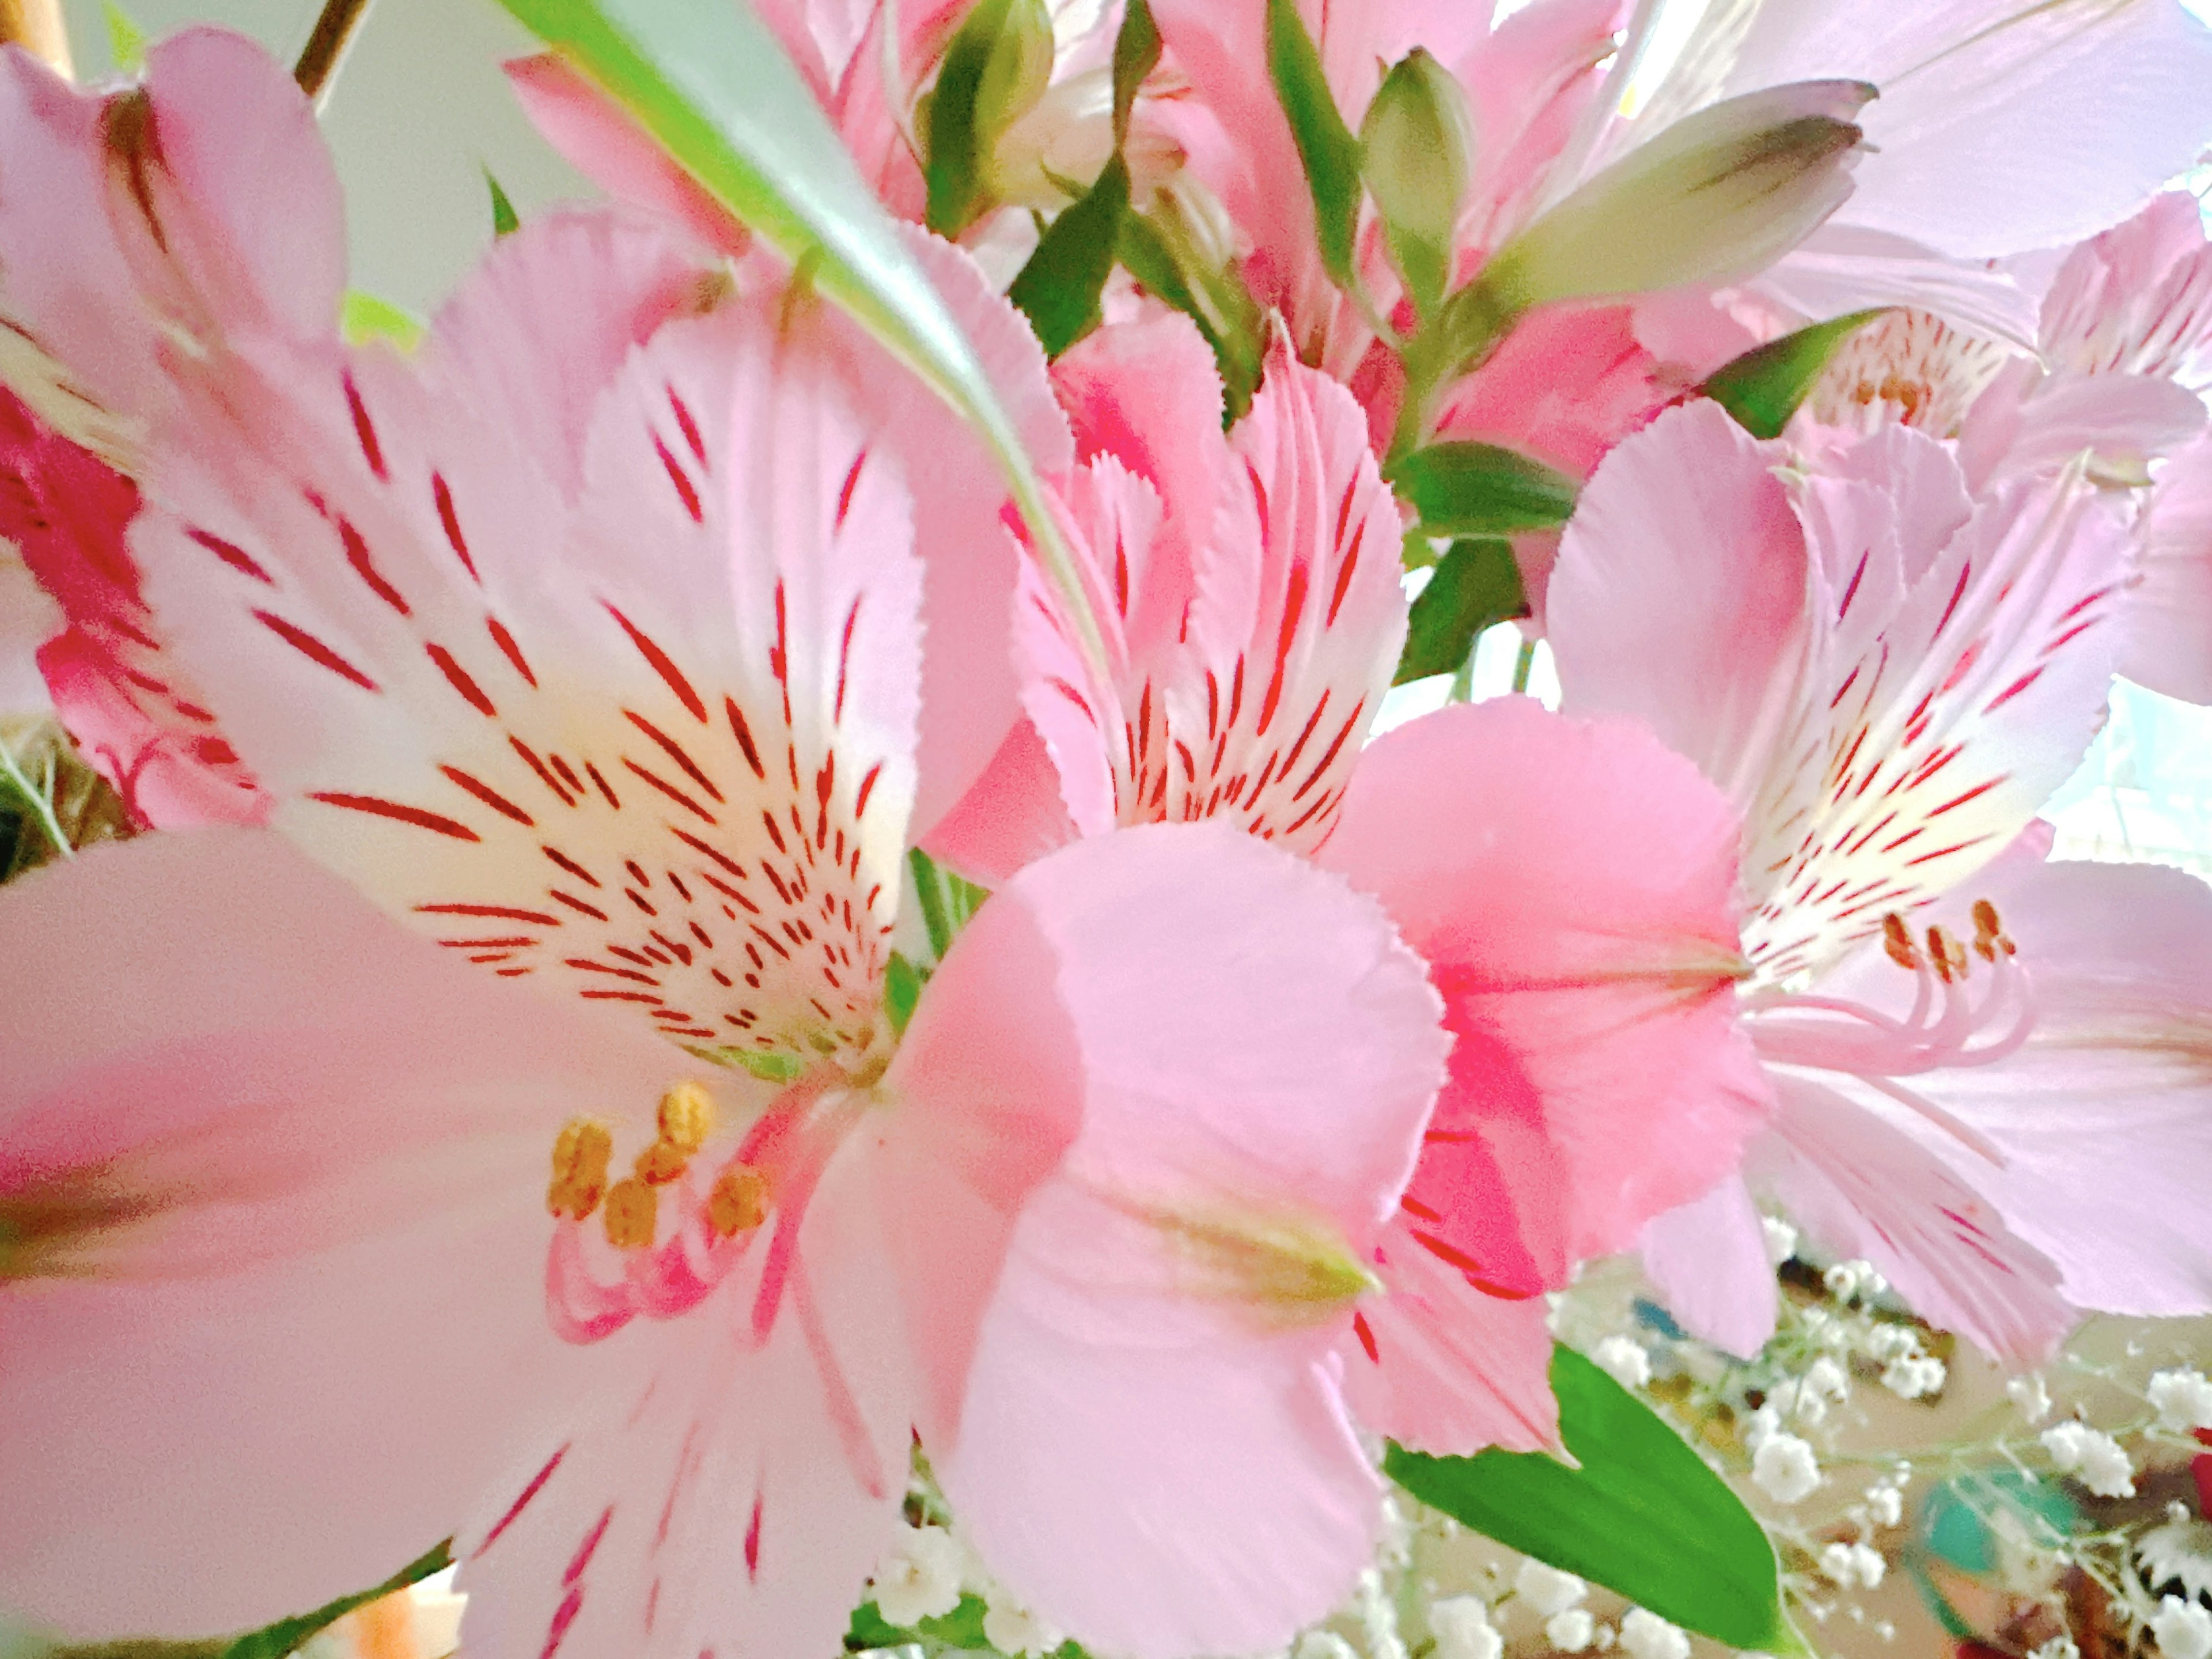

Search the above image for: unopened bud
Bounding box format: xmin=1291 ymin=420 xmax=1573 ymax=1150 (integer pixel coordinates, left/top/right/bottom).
xmin=974 ymin=0 xmax=1057 ymax=146
xmin=1478 ymin=79 xmax=1872 ymax=311
xmin=1360 ymin=48 xmax=1472 ymax=316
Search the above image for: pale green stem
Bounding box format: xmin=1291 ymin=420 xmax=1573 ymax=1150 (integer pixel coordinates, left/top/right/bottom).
xmin=1510 ymin=638 xmax=1536 ymax=695
xmin=0 ymin=734 xmax=72 ymax=860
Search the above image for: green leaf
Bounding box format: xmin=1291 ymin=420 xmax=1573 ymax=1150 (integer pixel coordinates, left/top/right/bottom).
xmin=1009 ymin=156 xmax=1131 ymax=358
xmin=1389 ymin=440 xmax=1578 ymax=536
xmin=104 ymin=1 xmax=149 ymax=71
xmin=491 ymin=0 xmax=1103 ymax=675
xmin=339 ymin=290 xmax=426 ymax=351
xmin=1118 ymin=207 xmax=1264 ymax=423
xmin=486 ymin=166 xmax=522 ymax=236
xmin=1386 ymin=1347 xmax=1802 ymax=1656
xmin=1394 ymin=538 xmax=1525 ymax=684
xmin=923 ymin=0 xmax=1017 ymax=235
xmin=1111 ymin=0 xmax=1160 ymax=146
xmin=1264 ymin=0 xmax=1362 ymax=290
xmin=884 ymin=951 xmax=926 ymax=1038
xmin=219 ymin=1541 xmax=452 ymax=1659
xmin=1698 ymin=308 xmax=1885 ymax=440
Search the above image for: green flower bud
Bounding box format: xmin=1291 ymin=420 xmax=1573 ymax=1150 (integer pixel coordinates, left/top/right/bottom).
xmin=924 ymin=0 xmax=1059 ymax=235
xmin=1360 ymin=48 xmax=1474 ymax=318
xmin=1480 ymin=79 xmax=1874 ymax=312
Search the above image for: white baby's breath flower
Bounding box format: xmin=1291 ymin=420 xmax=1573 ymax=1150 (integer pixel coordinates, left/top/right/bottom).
xmin=1882 ymin=1354 xmax=1946 ymax=1400
xmin=2008 ymin=1374 xmax=2052 ymax=1423
xmin=2151 ymin=1594 xmax=2212 ymax=1659
xmin=1618 ymin=1609 xmax=1690 ymax=1659
xmin=982 ymin=1598 xmax=1066 ymax=1658
xmin=2041 ymin=1422 xmax=2135 ymax=1498
xmin=1593 ymin=1336 xmax=1652 ymax=1390
xmin=1762 ymin=1215 xmax=1798 ymax=1265
xmin=1804 ymin=1357 xmax=1849 ymax=1403
xmin=1864 ymin=1480 xmax=1905 ymax=1529
xmin=1546 ymin=1608 xmax=1596 ymax=1653
xmin=1429 ymin=1597 xmax=1503 ymax=1659
xmin=1752 ymin=1432 xmax=1822 ymax=1503
xmin=2150 ymin=1369 xmax=2212 ymax=1434
xmin=1819 ymin=1541 xmax=1885 ymax=1589
xmin=871 ymin=1525 xmax=965 ymax=1627
xmin=1294 ymin=1633 xmax=1359 ymax=1659
xmin=1517 ymin=1560 xmax=1589 ymax=1616
xmin=1823 ymin=1261 xmax=1863 ymax=1300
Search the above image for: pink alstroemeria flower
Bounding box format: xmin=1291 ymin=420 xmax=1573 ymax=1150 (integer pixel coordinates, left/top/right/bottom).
xmin=1551 ymin=399 xmax=2212 ymax=1363
xmin=935 ymin=310 xmax=1770 ymax=1455
xmin=0 ymin=32 xmax=1458 ymax=1659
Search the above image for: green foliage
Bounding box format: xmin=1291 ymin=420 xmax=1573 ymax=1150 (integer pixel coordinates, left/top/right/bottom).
xmin=1109 ymin=0 xmax=1160 ymax=146
xmin=1389 ymin=440 xmax=1578 ymax=537
xmin=1116 ymin=207 xmax=1264 ymax=423
xmin=1385 ymin=1346 xmax=1803 ymax=1655
xmin=1264 ymin=0 xmax=1362 ymax=291
xmin=1699 ymin=309 xmax=1886 ymax=440
xmin=885 ymin=951 xmax=926 ymax=1039
xmin=486 ymin=166 xmax=522 ymax=237
xmin=339 ymin=290 xmax=427 ymax=351
xmin=1395 ymin=539 xmax=1525 ymax=684
xmin=846 ymin=1593 xmax=1088 ymax=1658
xmin=1009 ymin=157 xmax=1131 ymax=358
xmin=103 ymin=1 xmax=149 ymax=72
xmin=0 ymin=725 xmax=133 ymax=886
xmin=218 ymin=1543 xmax=452 ymax=1659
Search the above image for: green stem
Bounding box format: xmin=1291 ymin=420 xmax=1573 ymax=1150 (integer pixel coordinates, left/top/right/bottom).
xmin=0 ymin=733 xmax=73 ymax=859
xmin=908 ymin=847 xmax=953 ymax=961
xmin=1510 ymin=638 xmax=1536 ymax=695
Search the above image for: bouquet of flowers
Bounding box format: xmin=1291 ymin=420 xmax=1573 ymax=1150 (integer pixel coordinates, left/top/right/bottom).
xmin=5 ymin=1 xmax=2212 ymax=1656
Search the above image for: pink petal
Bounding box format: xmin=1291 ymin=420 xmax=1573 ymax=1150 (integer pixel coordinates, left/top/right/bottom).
xmin=1455 ymin=0 xmax=1626 ymax=254
xmin=0 ymin=828 xmax=679 ymax=1637
xmin=1752 ymin=1075 xmax=2071 ymax=1366
xmin=0 ymin=543 xmax=58 ymax=714
xmin=1639 ymin=1175 xmax=1779 ymax=1361
xmin=925 ymin=823 xmax=1450 ymax=1659
xmin=1342 ymin=1219 xmax=1561 ymax=1456
xmin=1756 ymin=224 xmax=2044 ymax=349
xmin=2039 ymin=192 xmax=2212 ymax=386
xmin=1719 ymin=0 xmax=2212 ymax=260
xmin=0 ymin=389 xmax=266 ymax=826
xmin=2124 ymin=430 xmax=2212 ymax=704
xmin=915 ymin=714 xmax=1081 ymax=886
xmin=1549 ymin=399 xmax=1813 ymax=822
xmin=1958 ymin=362 xmax=2207 ymax=493
xmin=131 ymin=291 xmax=921 ymax=1063
xmin=1320 ymin=700 xmax=1771 ymax=1273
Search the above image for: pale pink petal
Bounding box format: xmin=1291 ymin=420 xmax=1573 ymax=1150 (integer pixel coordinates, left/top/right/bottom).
xmin=1638 ymin=1175 xmax=1779 ymax=1361
xmin=420 ymin=206 xmax=725 ymax=499
xmin=1959 ymin=367 xmax=2207 ymax=491
xmin=2124 ymin=430 xmax=2212 ymax=703
xmin=1752 ymin=1075 xmax=2071 ymax=1366
xmin=503 ymin=55 xmax=752 ymax=256
xmin=1719 ymin=0 xmax=2212 ymax=260
xmin=131 ymin=294 xmax=919 ymax=1063
xmin=915 ymin=714 xmax=1081 ymax=885
xmin=0 ymin=828 xmax=680 ymax=1638
xmin=1455 ymin=0 xmax=1626 ymax=253
xmin=1550 ymin=399 xmax=1814 ymax=806
xmin=1 ymin=389 xmax=265 ymax=825
xmin=2039 ymin=192 xmax=2212 ymax=386
xmin=928 ymin=822 xmax=1449 ymax=1659
xmin=1342 ymin=1221 xmax=1560 ymax=1456
xmin=1756 ymin=224 xmax=2044 ymax=349
xmin=1815 ymin=857 xmax=2212 ymax=1320
xmin=1320 ymin=700 xmax=1771 ymax=1274
xmin=0 ymin=543 xmax=57 ymax=714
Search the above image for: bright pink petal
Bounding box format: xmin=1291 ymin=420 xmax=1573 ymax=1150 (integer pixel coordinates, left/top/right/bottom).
xmin=925 ymin=823 xmax=1449 ymax=1659
xmin=1639 ymin=1175 xmax=1779 ymax=1361
xmin=130 ymin=293 xmax=920 ymax=1064
xmin=0 ymin=389 xmax=265 ymax=826
xmin=1550 ymin=399 xmax=1813 ymax=809
xmin=2125 ymin=430 xmax=2212 ymax=704
xmin=1320 ymin=700 xmax=1771 ymax=1275
xmin=1752 ymin=1075 xmax=2071 ymax=1366
xmin=1719 ymin=0 xmax=2212 ymax=260
xmin=1342 ymin=1220 xmax=1560 ymax=1456
xmin=0 ymin=828 xmax=680 ymax=1638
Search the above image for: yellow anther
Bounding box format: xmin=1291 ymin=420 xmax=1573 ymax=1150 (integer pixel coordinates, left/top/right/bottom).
xmin=1970 ymin=897 xmax=2013 ymax=963
xmin=602 ymin=1177 xmax=658 ymax=1249
xmin=1926 ymin=925 xmax=1969 ymax=984
xmin=547 ymin=1119 xmax=613 ymax=1221
xmin=633 ymin=1139 xmax=692 ymax=1186
xmin=656 ymin=1080 xmax=717 ymax=1157
xmin=706 ymin=1165 xmax=773 ymax=1238
xmin=1882 ymin=912 xmax=1921 ymax=971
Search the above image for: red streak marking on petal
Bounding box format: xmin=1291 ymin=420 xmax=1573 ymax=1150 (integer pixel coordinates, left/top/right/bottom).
xmin=343 ymin=373 xmax=386 ymax=480
xmin=1282 ymin=785 xmax=1334 ymax=838
xmin=440 ymin=764 xmax=536 ymax=826
xmin=1410 ymin=1228 xmax=1489 ymax=1277
xmin=310 ymin=791 xmax=479 ymax=840
xmin=254 ymin=611 xmax=380 ymax=690
xmin=476 ymin=1444 xmax=567 ymax=1555
xmin=550 ymin=889 xmax=611 ymax=921
xmin=606 ymin=606 xmax=707 ymax=721
xmin=1293 ymin=705 xmax=1363 ymax=802
xmin=835 ymin=448 xmax=868 ymax=529
xmin=627 ymin=888 xmax=658 ymax=916
xmin=854 ymin=761 xmax=883 ymax=820
xmin=512 ymin=738 xmax=576 ymax=806
xmin=1933 ymin=559 xmax=1973 ymax=637
xmin=1256 ymin=565 xmax=1308 ymax=736
xmin=1983 ymin=666 xmax=2046 ymax=712
xmin=1838 ymin=548 xmax=1869 ymax=619
xmin=584 ymin=763 xmax=621 ymax=810
xmin=487 ymin=616 xmax=535 ymax=685
xmin=744 ymin=1492 xmax=764 ymax=1581
xmin=188 ymin=527 xmax=272 ymax=584
xmin=626 ymin=709 xmax=725 ymax=801
xmin=581 ymin=988 xmax=662 ymax=1003
xmin=1353 ymin=1310 xmax=1379 ymax=1364
xmin=2044 ymin=616 xmax=2103 ymax=655
xmin=671 ymin=827 xmax=748 ymax=881
xmin=624 ymin=758 xmax=718 ymax=823
xmin=725 ymin=698 xmax=765 ymax=779
xmin=2054 ymin=584 xmax=2116 ymax=625
xmin=700 ymin=870 xmax=759 ymax=912
xmin=433 ymin=474 xmax=481 ymax=582
xmin=426 ymin=643 xmax=497 ymax=716
xmin=540 ymin=1585 xmax=583 ymax=1659
xmin=771 ymin=582 xmax=792 ymax=725
xmin=668 ymin=387 xmax=706 ymax=464
xmin=418 ymin=902 xmax=562 ymax=923
xmin=541 ymin=846 xmax=601 ymax=887
xmin=1903 ymin=835 xmax=1990 ymax=868
xmin=338 ymin=518 xmax=410 ymax=616
xmin=566 ymin=958 xmax=661 ymax=984
xmin=834 ymin=597 xmax=861 ymax=722
xmin=1927 ymin=777 xmax=2002 ymax=818
xmin=654 ymin=433 xmax=703 ymax=522
xmin=565 ymin=1505 xmax=615 ymax=1585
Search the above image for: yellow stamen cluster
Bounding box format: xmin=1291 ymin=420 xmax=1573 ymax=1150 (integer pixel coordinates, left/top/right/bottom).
xmin=601 ymin=1177 xmax=658 ymax=1249
xmin=546 ymin=1082 xmax=723 ymax=1249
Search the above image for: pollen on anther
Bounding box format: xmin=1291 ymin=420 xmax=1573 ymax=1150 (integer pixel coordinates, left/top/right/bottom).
xmin=1881 ymin=912 xmax=1921 ymax=971
xmin=707 ymin=1165 xmax=771 ymax=1238
xmin=603 ymin=1177 xmax=658 ymax=1248
xmin=1926 ymin=924 xmax=1969 ymax=983
xmin=657 ymin=1080 xmax=716 ymax=1156
xmin=547 ymin=1119 xmax=613 ymax=1220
